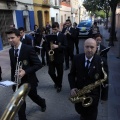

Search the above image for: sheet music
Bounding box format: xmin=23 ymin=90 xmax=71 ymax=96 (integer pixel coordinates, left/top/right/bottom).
xmin=0 ymin=80 xmax=16 ymax=87
xmin=35 ymin=46 xmax=43 ymax=49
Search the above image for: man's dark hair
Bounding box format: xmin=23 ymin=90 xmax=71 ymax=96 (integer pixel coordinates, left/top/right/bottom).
xmin=18 ymin=27 xmax=25 ymax=31
xmin=74 ymin=22 xmax=77 ymax=26
xmin=6 ymin=28 xmax=20 ymax=36
xmin=52 ymin=22 xmax=59 ymax=28
xmin=94 ymin=22 xmax=97 ymax=25
xmin=94 ymin=33 xmax=103 ymax=39
xmin=66 ymin=19 xmax=71 ymax=23
xmin=34 ymin=24 xmax=38 ymax=29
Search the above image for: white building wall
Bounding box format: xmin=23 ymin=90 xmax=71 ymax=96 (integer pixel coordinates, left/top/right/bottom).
xmin=49 ymin=0 xmax=60 ymax=24
xmin=50 ymin=8 xmax=60 ymax=23
xmin=60 ymin=5 xmax=71 ymax=30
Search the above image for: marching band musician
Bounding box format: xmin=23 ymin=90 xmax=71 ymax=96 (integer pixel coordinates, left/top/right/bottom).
xmin=68 ymin=38 xmax=107 ymax=120
xmin=47 ymin=22 xmax=67 ymax=92
xmin=94 ymin=33 xmax=109 ymax=101
xmin=62 ymin=19 xmax=75 ymax=70
xmin=6 ymin=28 xmax=46 ymax=120
xmin=18 ymin=27 xmax=32 ymax=46
xmin=40 ymin=27 xmax=49 ymax=66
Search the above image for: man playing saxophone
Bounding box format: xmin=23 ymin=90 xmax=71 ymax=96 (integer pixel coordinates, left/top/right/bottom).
xmin=47 ymin=22 xmax=67 ymax=92
xmin=68 ymin=38 xmax=108 ymax=120
xmin=6 ymin=28 xmax=46 ymax=120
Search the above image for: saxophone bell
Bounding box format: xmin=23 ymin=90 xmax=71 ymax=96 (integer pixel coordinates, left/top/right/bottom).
xmin=48 ymin=41 xmax=54 ymax=61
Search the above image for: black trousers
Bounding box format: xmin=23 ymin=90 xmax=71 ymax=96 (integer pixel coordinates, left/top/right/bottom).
xmin=65 ymin=46 xmax=74 ymax=68
xmin=75 ymin=101 xmax=99 ymax=120
xmin=13 ymin=86 xmax=45 ymax=120
xmin=41 ymin=48 xmax=49 ymax=65
xmin=74 ymin=39 xmax=79 ymax=54
xmin=48 ymin=62 xmax=63 ymax=88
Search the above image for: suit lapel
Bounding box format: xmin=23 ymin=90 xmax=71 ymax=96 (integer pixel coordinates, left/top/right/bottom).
xmin=18 ymin=44 xmax=24 ymax=61
xmin=88 ymin=56 xmax=96 ymax=75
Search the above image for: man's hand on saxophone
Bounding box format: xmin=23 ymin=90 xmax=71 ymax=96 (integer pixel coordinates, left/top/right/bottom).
xmin=51 ymin=44 xmax=58 ymax=49
xmin=70 ymin=88 xmax=78 ymax=97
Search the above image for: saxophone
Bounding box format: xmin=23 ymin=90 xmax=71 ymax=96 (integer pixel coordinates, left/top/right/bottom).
xmin=69 ymin=63 xmax=107 ymax=107
xmin=0 ymin=83 xmax=31 ymax=120
xmin=48 ymin=41 xmax=54 ymax=61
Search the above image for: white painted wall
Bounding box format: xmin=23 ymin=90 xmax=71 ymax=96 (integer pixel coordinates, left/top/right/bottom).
xmin=50 ymin=8 xmax=60 ymax=23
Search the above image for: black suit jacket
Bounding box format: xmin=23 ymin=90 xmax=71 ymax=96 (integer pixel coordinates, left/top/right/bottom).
xmin=63 ymin=27 xmax=75 ymax=47
xmin=68 ymin=53 xmax=105 ymax=104
xmin=21 ymin=35 xmax=32 ymax=46
xmin=73 ymin=27 xmax=79 ymax=40
xmin=9 ymin=44 xmax=42 ymax=87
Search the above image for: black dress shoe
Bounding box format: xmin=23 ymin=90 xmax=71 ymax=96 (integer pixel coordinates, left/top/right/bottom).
xmin=41 ymin=106 xmax=46 ymax=112
xmin=54 ymin=84 xmax=57 ymax=89
xmin=80 ymin=116 xmax=84 ymax=120
xmin=41 ymin=99 xmax=46 ymax=112
xmin=57 ymin=87 xmax=62 ymax=93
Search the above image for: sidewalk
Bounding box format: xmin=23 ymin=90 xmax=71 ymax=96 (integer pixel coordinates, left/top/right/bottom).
xmin=100 ymin=25 xmax=120 ymax=120
xmin=0 ymin=25 xmax=120 ymax=120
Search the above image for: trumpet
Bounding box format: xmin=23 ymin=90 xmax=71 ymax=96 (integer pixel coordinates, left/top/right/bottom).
xmin=48 ymin=41 xmax=54 ymax=61
xmin=0 ymin=83 xmax=31 ymax=120
xmin=14 ymin=57 xmax=22 ymax=92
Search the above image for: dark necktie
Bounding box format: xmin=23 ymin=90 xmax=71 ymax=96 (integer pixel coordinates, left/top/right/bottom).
xmin=14 ymin=49 xmax=18 ymax=61
xmin=85 ymin=60 xmax=90 ymax=72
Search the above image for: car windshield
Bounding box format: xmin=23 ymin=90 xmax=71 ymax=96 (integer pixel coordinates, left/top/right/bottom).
xmin=78 ymin=22 xmax=91 ymax=27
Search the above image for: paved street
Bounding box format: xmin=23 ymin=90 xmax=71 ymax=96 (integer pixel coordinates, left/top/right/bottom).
xmin=0 ymin=25 xmax=120 ymax=120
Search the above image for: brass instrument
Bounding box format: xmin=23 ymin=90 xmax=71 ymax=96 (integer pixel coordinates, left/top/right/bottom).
xmin=0 ymin=83 xmax=31 ymax=120
xmin=48 ymin=41 xmax=54 ymax=61
xmin=69 ymin=63 xmax=107 ymax=107
xmin=15 ymin=57 xmax=22 ymax=92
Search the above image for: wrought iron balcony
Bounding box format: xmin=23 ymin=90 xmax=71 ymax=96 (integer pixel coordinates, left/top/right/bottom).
xmin=42 ymin=0 xmax=52 ymax=7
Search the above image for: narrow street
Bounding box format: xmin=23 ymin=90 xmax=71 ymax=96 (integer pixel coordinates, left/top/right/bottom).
xmin=0 ymin=25 xmax=120 ymax=120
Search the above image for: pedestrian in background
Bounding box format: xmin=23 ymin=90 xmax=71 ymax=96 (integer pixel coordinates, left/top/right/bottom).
xmin=73 ymin=22 xmax=79 ymax=54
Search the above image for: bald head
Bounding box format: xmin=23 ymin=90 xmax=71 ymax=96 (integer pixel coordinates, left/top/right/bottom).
xmin=84 ymin=38 xmax=97 ymax=59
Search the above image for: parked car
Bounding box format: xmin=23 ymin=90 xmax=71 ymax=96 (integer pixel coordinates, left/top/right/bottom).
xmin=77 ymin=20 xmax=92 ymax=37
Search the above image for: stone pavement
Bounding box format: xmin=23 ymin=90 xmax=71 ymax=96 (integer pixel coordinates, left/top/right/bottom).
xmin=0 ymin=25 xmax=120 ymax=120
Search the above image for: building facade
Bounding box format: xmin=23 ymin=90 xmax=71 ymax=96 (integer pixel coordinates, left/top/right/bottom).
xmin=33 ymin=0 xmax=51 ymax=28
xmin=50 ymin=0 xmax=60 ymax=25
xmin=59 ymin=0 xmax=71 ymax=30
xmin=0 ymin=0 xmax=34 ymax=46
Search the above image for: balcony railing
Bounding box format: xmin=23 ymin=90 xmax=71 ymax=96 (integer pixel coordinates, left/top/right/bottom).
xmin=42 ymin=0 xmax=53 ymax=7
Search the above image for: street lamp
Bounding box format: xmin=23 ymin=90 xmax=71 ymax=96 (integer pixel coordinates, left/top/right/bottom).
xmin=78 ymin=5 xmax=81 ymax=23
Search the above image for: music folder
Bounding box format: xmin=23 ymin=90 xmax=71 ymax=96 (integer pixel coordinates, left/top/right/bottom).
xmin=45 ymin=34 xmax=57 ymax=43
xmin=100 ymin=46 xmax=111 ymax=56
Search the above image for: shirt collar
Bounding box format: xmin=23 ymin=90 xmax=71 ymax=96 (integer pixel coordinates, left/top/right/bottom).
xmin=23 ymin=34 xmax=25 ymax=39
xmin=14 ymin=42 xmax=22 ymax=51
xmin=57 ymin=32 xmax=59 ymax=36
xmin=85 ymin=56 xmax=93 ymax=63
